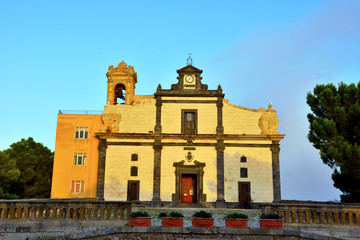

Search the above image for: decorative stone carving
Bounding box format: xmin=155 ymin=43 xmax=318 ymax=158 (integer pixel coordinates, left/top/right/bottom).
xmin=258 ymin=102 xmax=279 ymax=134
xmin=100 ymin=106 xmax=122 ymax=133
xmin=107 ymin=61 xmax=137 ymax=78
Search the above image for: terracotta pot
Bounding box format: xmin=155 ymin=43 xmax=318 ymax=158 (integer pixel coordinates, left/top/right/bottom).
xmin=225 ymin=218 xmax=248 ymax=228
xmin=260 ymin=219 xmax=283 ymax=229
xmin=161 ymin=217 xmax=183 ymax=227
xmin=129 ymin=217 xmax=151 ymax=227
xmin=192 ymin=218 xmax=214 ymax=228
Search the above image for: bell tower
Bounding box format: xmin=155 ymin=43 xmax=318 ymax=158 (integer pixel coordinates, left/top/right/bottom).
xmin=106 ymin=61 xmax=137 ymax=105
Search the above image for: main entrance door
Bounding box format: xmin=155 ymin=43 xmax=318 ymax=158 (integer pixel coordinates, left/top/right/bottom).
xmin=181 ymin=175 xmax=197 ymax=203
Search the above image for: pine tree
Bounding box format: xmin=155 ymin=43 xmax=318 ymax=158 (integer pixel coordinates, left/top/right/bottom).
xmin=307 ymin=82 xmax=360 ymax=202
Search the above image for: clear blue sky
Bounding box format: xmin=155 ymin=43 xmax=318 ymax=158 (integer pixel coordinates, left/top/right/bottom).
xmin=1 ymin=0 xmax=360 ymax=201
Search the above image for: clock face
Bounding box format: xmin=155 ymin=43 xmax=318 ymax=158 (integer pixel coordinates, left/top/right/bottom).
xmin=185 ymin=75 xmax=194 ymax=83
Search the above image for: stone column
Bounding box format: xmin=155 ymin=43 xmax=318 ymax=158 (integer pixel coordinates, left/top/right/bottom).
xmin=216 ymin=140 xmax=226 ymax=208
xmin=96 ymin=139 xmax=107 ymax=201
xmin=154 ymin=94 xmax=162 ymax=133
xmin=271 ymin=141 xmax=281 ymax=203
xmin=216 ymin=86 xmax=224 ymax=134
xmin=152 ymin=139 xmax=162 ymax=206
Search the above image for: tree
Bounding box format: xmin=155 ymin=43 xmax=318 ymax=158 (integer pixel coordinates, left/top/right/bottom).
xmin=0 ymin=151 xmax=20 ymax=199
xmin=307 ymin=82 xmax=360 ymax=202
xmin=4 ymin=137 xmax=54 ymax=198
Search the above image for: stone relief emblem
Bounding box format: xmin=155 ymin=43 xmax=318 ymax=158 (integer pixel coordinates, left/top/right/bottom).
xmin=100 ymin=106 xmax=122 ymax=133
xmin=185 ymin=151 xmax=194 ymax=162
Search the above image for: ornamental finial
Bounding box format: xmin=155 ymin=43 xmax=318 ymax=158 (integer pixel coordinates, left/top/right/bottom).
xmin=187 ymin=53 xmax=193 ymax=66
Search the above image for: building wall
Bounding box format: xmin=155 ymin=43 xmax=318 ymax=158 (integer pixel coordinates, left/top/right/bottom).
xmin=104 ymin=143 xmax=154 ymax=201
xmin=223 ymin=102 xmax=263 ymax=134
xmin=51 ymin=114 xmax=102 ymax=198
xmin=224 ymin=144 xmax=273 ymax=203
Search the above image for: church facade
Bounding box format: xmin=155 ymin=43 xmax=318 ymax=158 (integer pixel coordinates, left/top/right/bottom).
xmin=51 ymin=60 xmax=284 ymax=207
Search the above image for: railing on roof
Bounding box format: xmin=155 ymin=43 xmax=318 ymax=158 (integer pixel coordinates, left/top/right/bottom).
xmin=58 ymin=110 xmax=103 ymax=115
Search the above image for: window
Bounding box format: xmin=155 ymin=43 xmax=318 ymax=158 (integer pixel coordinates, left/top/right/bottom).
xmin=71 ymin=180 xmax=85 ymax=194
xmin=240 ymin=168 xmax=248 ymax=178
xmin=131 ymin=154 xmax=138 ymax=161
xmin=241 ymin=155 xmax=247 ymax=163
xmin=131 ymin=166 xmax=138 ymax=176
xmin=182 ymin=110 xmax=197 ymax=134
xmin=73 ymin=153 xmax=87 ymax=165
xmin=75 ymin=127 xmax=88 ymax=139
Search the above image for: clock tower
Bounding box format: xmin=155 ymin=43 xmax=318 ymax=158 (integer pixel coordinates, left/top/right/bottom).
xmin=171 ymin=64 xmax=208 ymax=91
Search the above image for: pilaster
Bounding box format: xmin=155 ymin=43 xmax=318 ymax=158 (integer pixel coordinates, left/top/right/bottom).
xmin=216 ymin=139 xmax=225 ymax=207
xmin=152 ymin=139 xmax=162 ymax=206
xmin=155 ymin=93 xmax=162 ymax=133
xmin=96 ymin=139 xmax=107 ymax=201
xmin=271 ymin=141 xmax=281 ymax=203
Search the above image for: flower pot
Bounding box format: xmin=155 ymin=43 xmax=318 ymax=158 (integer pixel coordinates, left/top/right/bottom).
xmin=192 ymin=218 xmax=214 ymax=228
xmin=225 ymin=218 xmax=248 ymax=228
xmin=129 ymin=217 xmax=151 ymax=227
xmin=260 ymin=219 xmax=283 ymax=229
xmin=161 ymin=217 xmax=183 ymax=227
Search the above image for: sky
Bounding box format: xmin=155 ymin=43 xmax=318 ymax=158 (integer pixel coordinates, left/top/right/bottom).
xmin=1 ymin=0 xmax=360 ymax=201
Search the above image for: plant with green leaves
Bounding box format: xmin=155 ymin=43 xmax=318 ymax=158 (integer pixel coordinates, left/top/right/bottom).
xmin=192 ymin=210 xmax=212 ymax=218
xmin=260 ymin=213 xmax=282 ymax=219
xmin=158 ymin=211 xmax=184 ymax=218
xmin=307 ymin=82 xmax=360 ymax=202
xmin=224 ymin=212 xmax=248 ymax=219
xmin=129 ymin=211 xmax=150 ymax=218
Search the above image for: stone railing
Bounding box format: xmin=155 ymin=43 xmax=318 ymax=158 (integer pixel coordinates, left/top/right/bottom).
xmin=0 ymin=199 xmax=131 ymax=221
xmin=261 ymin=200 xmax=360 ymax=225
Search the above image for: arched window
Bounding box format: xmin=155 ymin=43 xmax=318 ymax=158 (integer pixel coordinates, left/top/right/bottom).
xmin=114 ymin=84 xmax=125 ymax=105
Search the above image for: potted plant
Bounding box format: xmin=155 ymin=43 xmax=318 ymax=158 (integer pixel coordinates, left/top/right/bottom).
xmin=129 ymin=211 xmax=151 ymax=227
xmin=224 ymin=212 xmax=248 ymax=228
xmin=259 ymin=213 xmax=283 ymax=229
xmin=158 ymin=211 xmax=184 ymax=227
xmin=192 ymin=210 xmax=214 ymax=228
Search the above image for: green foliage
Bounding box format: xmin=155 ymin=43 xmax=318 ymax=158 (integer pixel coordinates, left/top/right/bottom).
xmin=130 ymin=211 xmax=150 ymax=218
xmin=0 ymin=137 xmax=53 ymax=199
xmin=192 ymin=210 xmax=212 ymax=218
xmin=169 ymin=211 xmax=184 ymax=218
xmin=307 ymin=82 xmax=360 ymax=202
xmin=260 ymin=213 xmax=282 ymax=220
xmin=0 ymin=151 xmax=20 ymax=199
xmin=158 ymin=211 xmax=183 ymax=218
xmin=224 ymin=212 xmax=248 ymax=219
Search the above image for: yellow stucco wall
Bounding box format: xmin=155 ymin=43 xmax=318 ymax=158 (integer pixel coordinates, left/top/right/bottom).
xmin=162 ymin=99 xmax=217 ymax=134
xmin=117 ymin=99 xmax=156 ymax=133
xmin=104 ymin=145 xmax=154 ymax=201
xmin=51 ymin=114 xmax=102 ymax=198
xmin=160 ymin=146 xmax=218 ymax=202
xmin=223 ymin=102 xmax=263 ymax=134
xmin=224 ymin=145 xmax=274 ymax=203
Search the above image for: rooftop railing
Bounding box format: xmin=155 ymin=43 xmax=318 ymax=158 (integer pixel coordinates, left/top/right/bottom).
xmin=58 ymin=110 xmax=103 ymax=115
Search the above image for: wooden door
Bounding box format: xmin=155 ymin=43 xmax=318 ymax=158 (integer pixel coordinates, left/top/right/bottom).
xmin=239 ymin=182 xmax=251 ymax=208
xmin=129 ymin=181 xmax=139 ymax=201
xmin=181 ymin=176 xmax=195 ymax=203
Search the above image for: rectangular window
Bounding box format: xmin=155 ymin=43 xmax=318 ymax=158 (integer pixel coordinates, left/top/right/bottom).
xmin=131 ymin=166 xmax=138 ymax=176
xmin=181 ymin=110 xmax=197 ymax=134
xmin=71 ymin=180 xmax=85 ymax=194
xmin=75 ymin=127 xmax=89 ymax=139
xmin=73 ymin=153 xmax=87 ymax=165
xmin=131 ymin=154 xmax=138 ymax=161
xmin=240 ymin=168 xmax=248 ymax=178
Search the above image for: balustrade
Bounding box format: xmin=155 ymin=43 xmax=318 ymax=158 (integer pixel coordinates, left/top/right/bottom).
xmin=0 ymin=200 xmax=131 ymax=221
xmin=261 ymin=201 xmax=360 ymax=226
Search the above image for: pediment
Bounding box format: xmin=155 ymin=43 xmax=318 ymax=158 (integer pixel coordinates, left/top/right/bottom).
xmin=177 ymin=65 xmax=203 ymax=74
